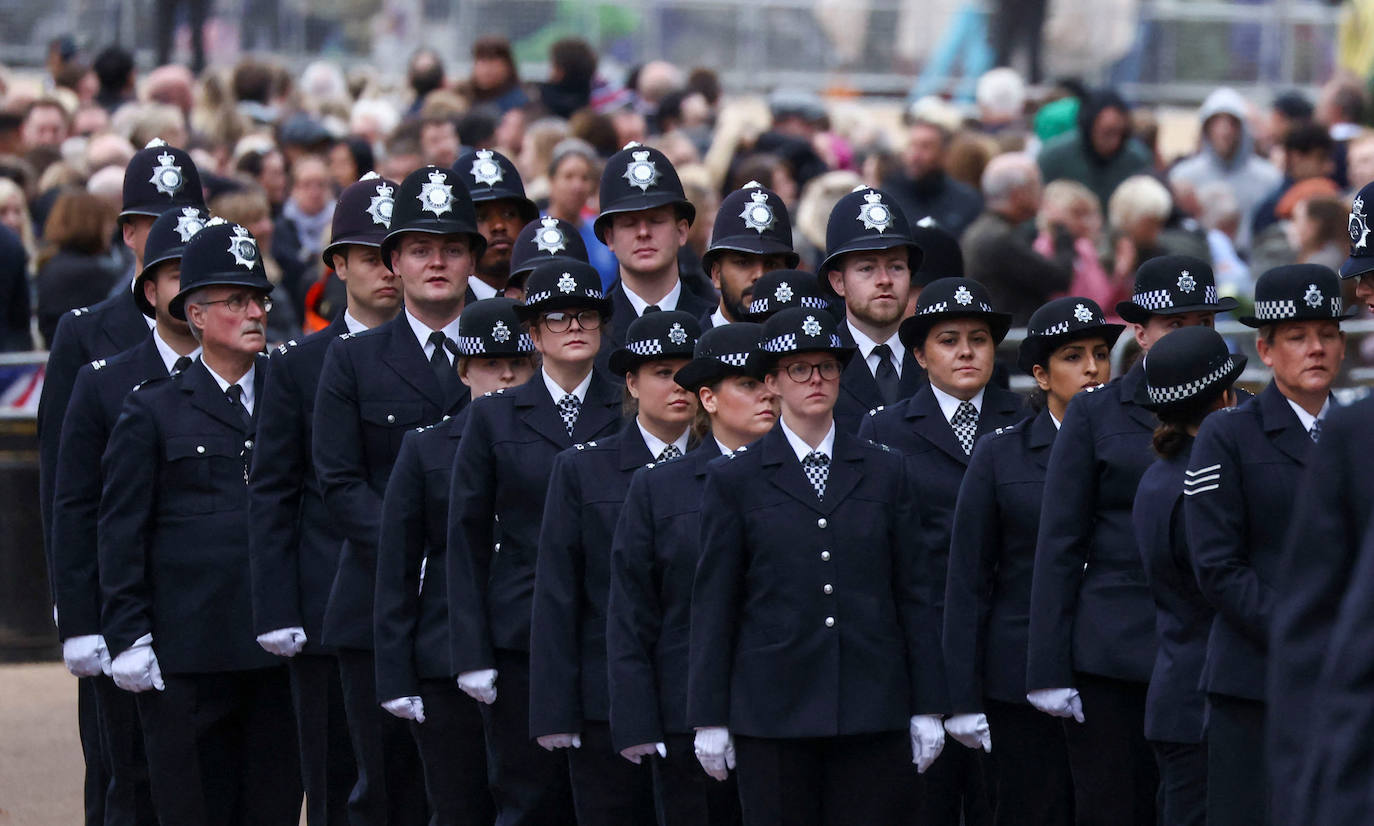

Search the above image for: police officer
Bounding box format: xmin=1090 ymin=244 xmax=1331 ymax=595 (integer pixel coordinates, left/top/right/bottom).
xmin=98 ymin=219 xmax=300 ymax=823
xmin=446 ymin=261 xmax=623 ymax=824
xmin=314 ymin=164 xmax=484 ymax=825
xmin=507 ymin=215 xmax=591 ymax=301
xmin=594 ymin=142 xmax=714 ymax=373
xmin=1133 ymin=327 xmax=1245 ymax=826
xmin=1338 ymin=180 xmax=1374 ymax=311
xmin=375 ymin=298 xmax=536 ymax=825
xmin=529 ymin=310 xmax=701 ymax=823
xmin=859 ymin=276 xmax=1020 ymax=826
xmin=744 ymin=269 xmax=834 ymax=323
xmin=699 ymin=182 xmax=799 ymax=328
xmin=457 ymin=148 xmax=540 ymax=300
xmin=908 ymin=217 xmax=966 ymax=310
xmin=51 ymin=204 xmax=209 ymax=825
xmin=943 ymin=297 xmax=1121 ymax=826
xmin=688 ymin=307 xmax=948 ymax=824
xmin=38 ymin=137 xmax=204 ymax=825
xmin=1184 ymin=264 xmax=1349 ymax=826
xmin=1026 ymin=255 xmax=1238 ymax=826
xmin=248 ymin=172 xmax=402 ymax=826
xmin=820 ymin=186 xmax=927 ymax=433
xmin=608 ymin=322 xmax=777 ymax=826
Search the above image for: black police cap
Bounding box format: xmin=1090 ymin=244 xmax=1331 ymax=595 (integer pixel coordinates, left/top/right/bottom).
xmin=516 ymin=260 xmax=613 ymax=321
xmin=899 ymin=277 xmax=1012 ymax=350
xmin=910 ymin=217 xmax=964 ymax=287
xmin=170 ymin=218 xmax=274 ymax=320
xmin=594 ymin=142 xmax=695 ymax=244
xmin=747 ymin=269 xmax=832 ymax=320
xmin=454 ymin=297 xmax=535 ymax=357
xmin=455 ymin=148 xmax=539 ymax=225
xmin=120 ymin=138 xmax=205 ymax=222
xmin=1137 ymin=325 xmax=1246 ymax=412
xmin=380 ymin=165 xmax=486 ymax=270
xmin=608 ymin=308 xmax=701 ymax=376
xmin=1341 ymin=183 xmax=1374 ymax=279
xmin=510 ymin=216 xmax=590 ymax=280
xmin=1115 ymin=255 xmax=1238 ymax=324
xmin=1238 ymin=263 xmax=1354 ymax=327
xmin=819 ymin=186 xmax=923 ymax=296
xmin=701 ymin=182 xmax=799 ymax=273
xmin=675 ymin=321 xmax=769 ymax=391
xmin=759 ymin=306 xmax=856 ymax=369
xmin=322 ymin=172 xmax=399 ymax=268
xmin=136 ymin=205 xmax=211 ymax=318
xmin=1017 ymin=296 xmax=1125 ymax=375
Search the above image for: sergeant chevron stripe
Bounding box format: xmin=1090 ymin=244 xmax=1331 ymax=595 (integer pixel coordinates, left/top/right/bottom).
xmin=1183 ymin=464 xmax=1221 ymax=496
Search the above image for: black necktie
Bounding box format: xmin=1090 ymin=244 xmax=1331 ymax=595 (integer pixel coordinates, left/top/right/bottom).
xmin=428 ymin=331 xmax=457 ymax=397
xmin=872 ymin=343 xmax=900 ymax=405
xmin=225 ymin=384 xmax=252 ymax=430
xmin=171 ymin=355 xmax=192 ymax=375
xmin=645 ymin=304 xmax=660 ymax=315
xmin=1309 ymin=419 xmax=1322 ymax=443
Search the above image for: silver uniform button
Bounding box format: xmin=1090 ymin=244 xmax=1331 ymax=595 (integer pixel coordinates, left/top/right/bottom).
xmin=196 ymin=445 xmax=205 ymax=454
xmin=823 ymin=584 xmax=833 ymax=594
xmin=245 ymin=440 xmax=254 ymax=449
xmin=386 ymin=414 xmax=396 ymax=423
xmin=820 ymin=550 xmax=831 ymax=561
xmin=824 ymin=617 xmax=835 ymax=627
xmin=817 ymin=518 xmax=828 ymax=529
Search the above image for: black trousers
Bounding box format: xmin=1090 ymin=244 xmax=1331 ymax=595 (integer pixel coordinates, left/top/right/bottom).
xmin=480 ymin=648 xmax=575 ymax=826
xmin=152 ymin=0 xmax=207 ymax=73
xmin=983 ymin=698 xmax=1073 ymax=826
xmin=653 ymin=732 xmax=742 ymax=826
xmin=1062 ymin=673 xmax=1158 ymax=826
xmin=336 ymin=647 xmax=428 ymax=826
xmin=913 ymin=735 xmax=991 ymax=826
xmin=565 ymin=720 xmax=655 ymax=825
xmin=135 ymin=667 xmax=301 ymax=825
xmin=734 ymin=730 xmax=913 ymax=826
xmin=410 ymin=678 xmax=495 ymax=826
xmin=78 ymin=676 xmax=109 ymax=826
xmin=92 ymin=674 xmax=157 ymax=825
xmin=1206 ymin=694 xmax=1269 ymax=826
xmin=991 ymin=0 xmax=1049 ymax=82
xmin=288 ymin=653 xmax=355 ymax=826
xmin=1151 ymin=740 xmax=1206 ymax=826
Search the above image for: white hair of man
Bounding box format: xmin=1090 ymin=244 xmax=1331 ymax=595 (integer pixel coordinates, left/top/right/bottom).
xmin=976 ymin=68 xmax=1027 ymax=123
xmin=1196 ymin=180 xmax=1241 ymax=233
xmin=1108 ymin=175 xmax=1173 ymax=231
xmin=981 ymin=152 xmax=1041 ymax=208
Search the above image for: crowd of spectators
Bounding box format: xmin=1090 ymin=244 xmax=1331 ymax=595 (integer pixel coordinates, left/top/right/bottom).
xmin=0 ymin=35 xmax=1370 ymax=355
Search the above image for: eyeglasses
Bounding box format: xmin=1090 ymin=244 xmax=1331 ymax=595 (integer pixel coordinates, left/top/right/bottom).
xmin=198 ymin=293 xmax=273 ymax=314
xmin=542 ymin=309 xmax=602 ymax=332
xmin=779 ymin=360 xmax=843 ymax=383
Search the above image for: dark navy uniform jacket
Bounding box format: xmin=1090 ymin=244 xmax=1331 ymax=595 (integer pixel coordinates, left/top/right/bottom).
xmin=834 ymin=323 xmax=926 ymax=435
xmin=374 ymin=409 xmax=467 ymax=702
xmin=98 ymin=358 xmax=276 ymax=674
xmin=596 ymin=281 xmax=715 ymax=376
xmin=314 ymin=313 xmax=468 ymax=650
xmin=858 ymin=384 xmax=1024 ymax=622
xmin=529 ymin=425 xmax=658 ymax=738
xmin=607 ymin=440 xmax=722 ymax=750
xmin=248 ymin=313 xmax=349 ymax=650
xmin=39 ymin=289 xmax=148 ymax=592
xmin=1027 ymin=362 xmax=1158 ymax=688
xmin=1185 ymin=383 xmax=1316 ymax=702
xmin=51 ymin=332 xmax=165 ymax=641
xmin=1268 ymin=394 xmax=1374 ymax=826
xmin=1134 ymin=442 xmax=1211 ymax=745
xmin=942 ymin=408 xmax=1052 ymax=713
xmin=445 ymin=372 xmax=622 ymax=673
xmin=687 ymin=425 xmax=947 ymax=738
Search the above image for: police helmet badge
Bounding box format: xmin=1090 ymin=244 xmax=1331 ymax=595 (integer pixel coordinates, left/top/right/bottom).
xmin=1073 ymin=303 xmax=1094 ymax=323
xmin=739 ymin=186 xmax=776 ymax=234
xmin=1351 ymin=196 xmax=1370 ymax=250
xmin=801 ymin=315 xmax=822 ymax=337
xmin=857 ymin=190 xmax=893 ymax=233
xmin=954 ymin=285 xmax=974 ymax=306
xmin=535 ymin=216 xmax=567 ymax=254
xmin=775 ymin=282 xmax=794 ymax=303
xmin=623 ymin=149 xmax=661 ymax=192
xmin=557 ymin=272 xmax=578 ymax=294
xmin=418 ymin=170 xmax=454 ymax=216
xmin=367 ymin=179 xmax=395 ymax=227
xmin=228 ymin=225 xmax=259 ymax=269
xmin=668 ymin=322 xmax=688 ymax=345
xmin=1304 ymin=283 xmax=1324 ymax=309
xmin=492 ymin=319 xmax=512 ymax=343
xmin=1177 ymin=270 xmax=1196 ymax=293
xmin=174 ymin=207 xmax=206 ymax=242
xmin=150 ymin=151 xmax=185 ymax=197
xmin=470 ymin=149 xmax=504 ymax=187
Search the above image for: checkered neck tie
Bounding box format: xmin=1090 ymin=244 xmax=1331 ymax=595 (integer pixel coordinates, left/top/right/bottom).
xmin=802 ymin=451 xmax=830 ymax=499
xmin=658 ymin=444 xmax=683 ymax=462
xmin=952 ymin=400 xmax=978 ymax=455
xmin=558 ymin=393 xmax=581 ymax=438
xmin=1309 ymin=419 xmax=1322 ymax=443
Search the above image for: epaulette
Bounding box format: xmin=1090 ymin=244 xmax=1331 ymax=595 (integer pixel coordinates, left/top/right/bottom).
xmin=574 ymin=440 xmax=599 ymax=451
xmin=131 ymin=378 xmax=152 ymax=392
xmin=865 ymin=439 xmax=892 ymax=453
xmin=70 ymin=306 xmax=90 ymax=317
xmin=868 ymin=405 xmax=886 ymax=417
xmin=90 ymin=358 xmax=107 ymax=371
xmin=1083 ymin=384 xmax=1103 ymax=394
xmin=481 ymin=387 xmax=508 ymax=398
xmin=993 ymin=422 xmax=1021 ymax=436
xmin=338 ymin=333 xmax=353 ymax=340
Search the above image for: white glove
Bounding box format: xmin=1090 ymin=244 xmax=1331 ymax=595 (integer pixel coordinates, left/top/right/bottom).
xmin=381 ymin=696 xmax=426 ymax=723
xmin=256 ymin=627 xmax=307 ymax=658
xmin=62 ymin=634 xmax=108 ymax=678
xmin=944 ymin=713 xmax=992 ymax=753
xmin=1027 ymin=688 xmax=1085 ymax=723
xmin=536 ymin=733 xmax=582 ymax=751
xmin=456 ymin=669 xmax=498 ymax=704
xmin=110 ymin=634 xmax=165 ymax=693
xmin=909 ymin=715 xmax=946 ymax=773
xmin=694 ymin=727 xmax=735 ymax=781
xmin=620 ymin=742 xmax=667 ymax=764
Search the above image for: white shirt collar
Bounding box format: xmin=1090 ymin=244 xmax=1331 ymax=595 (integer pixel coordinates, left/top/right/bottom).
xmin=1332 ymin=122 xmax=1363 ymax=141
xmin=930 ymin=383 xmax=985 ymax=423
xmin=714 ymin=437 xmax=737 ymax=457
xmin=151 ymin=327 xmax=200 ymax=375
xmin=779 ymin=416 xmax=836 ymax=462
xmin=710 ymin=306 xmax=731 ymax=329
xmin=342 ymin=310 xmax=369 ymax=335
xmin=201 ymin=360 xmax=256 ymax=415
xmin=621 ymin=279 xmax=682 ymax=315
xmin=1049 ymin=410 xmax=1062 ymax=430
xmin=405 ymin=308 xmax=462 ymax=361
xmin=846 ymin=319 xmax=903 ymax=378
xmin=543 ymin=367 xmax=593 ymax=406
xmin=637 ymin=418 xmax=690 ymax=460
xmin=468 ymin=277 xmax=499 ymax=301
xmin=143 ymin=313 xmax=156 ymax=330
xmin=1286 ymin=396 xmax=1330 ymax=433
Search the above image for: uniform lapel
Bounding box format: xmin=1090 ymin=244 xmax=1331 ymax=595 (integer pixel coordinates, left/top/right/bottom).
xmin=618 ymin=422 xmax=657 ymax=470
xmin=898 ymin=348 xmax=926 ymax=397
xmin=183 ymin=361 xmax=250 ymax=432
xmin=572 ymin=373 xmax=622 ymax=443
xmin=608 ymin=282 xmax=636 ymax=348
xmin=816 ymin=432 xmax=863 ymax=515
xmin=381 ymin=315 xmax=446 ymax=409
xmin=978 ymin=387 xmax=1026 ymax=437
xmin=1119 ymin=363 xmax=1159 ymax=431
xmin=103 ymin=289 xmax=150 ymax=353
xmin=905 ymin=386 xmax=969 ymax=465
xmin=1028 ymin=407 xmax=1057 ymax=469
xmin=836 ymin=324 xmax=883 ymax=414
xmin=514 ymin=375 xmax=572 ymax=450
xmin=133 ymin=333 xmax=167 ymax=378
xmin=1259 ymin=382 xmax=1316 ymax=465
xmin=762 ymin=426 xmax=826 ymax=512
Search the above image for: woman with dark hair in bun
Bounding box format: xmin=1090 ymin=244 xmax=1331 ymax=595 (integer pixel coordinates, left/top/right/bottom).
xmin=943 ymin=296 xmax=1122 ymax=826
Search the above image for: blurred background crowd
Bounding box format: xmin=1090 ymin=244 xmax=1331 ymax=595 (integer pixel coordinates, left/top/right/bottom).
xmin=0 ymin=0 xmax=1371 ymax=365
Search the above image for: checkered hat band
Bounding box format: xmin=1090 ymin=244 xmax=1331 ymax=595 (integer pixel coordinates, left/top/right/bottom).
xmin=749 ymin=295 xmax=830 ymax=314
xmin=525 ymin=290 xmax=553 ymax=306
xmin=1204 ymin=285 xmax=1218 ymax=304
xmin=762 ymin=333 xmax=796 ymax=352
xmin=1146 ymin=356 xmax=1237 ymax=405
xmin=1132 ymin=290 xmax=1174 ymax=310
xmin=1253 ymin=300 xmax=1297 ymax=321
xmin=920 ymin=301 xmax=994 ymax=315
xmin=524 ymin=287 xmax=604 ymax=307
xmin=455 ymin=333 xmax=535 ymax=356
xmin=800 ymin=296 xmax=829 ymax=309
xmin=716 ymin=352 xmax=751 ymax=367
xmin=1038 ymin=320 xmax=1072 ymax=336
xmin=626 ymin=339 xmax=665 ymax=357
